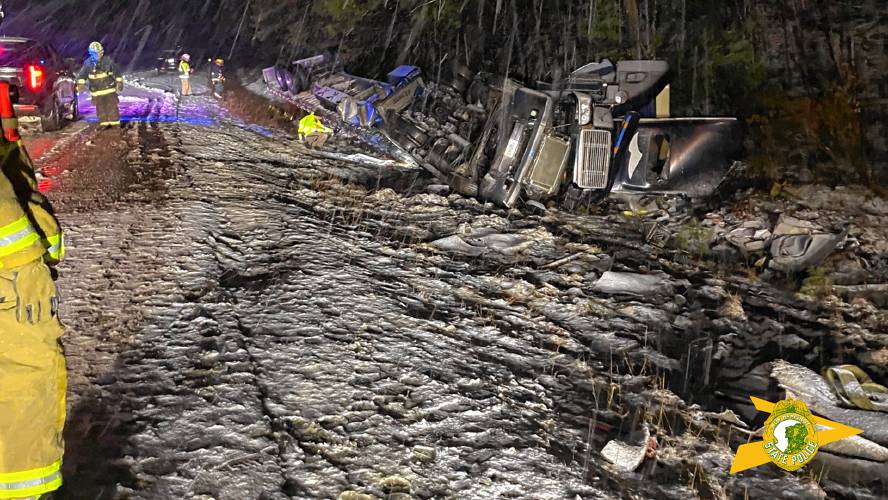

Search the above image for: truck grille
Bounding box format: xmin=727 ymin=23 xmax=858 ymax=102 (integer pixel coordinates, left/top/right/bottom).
xmin=574 ymin=128 xmax=611 ymax=189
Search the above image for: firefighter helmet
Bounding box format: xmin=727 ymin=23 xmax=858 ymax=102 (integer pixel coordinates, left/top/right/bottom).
xmin=181 ymin=53 xmax=191 ymax=62
xmin=214 ymin=58 xmax=224 ymax=66
xmin=88 ymin=41 xmax=103 ymax=59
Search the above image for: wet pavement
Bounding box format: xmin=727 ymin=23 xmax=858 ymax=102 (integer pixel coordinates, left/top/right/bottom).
xmin=26 ymin=74 xmax=887 ymax=499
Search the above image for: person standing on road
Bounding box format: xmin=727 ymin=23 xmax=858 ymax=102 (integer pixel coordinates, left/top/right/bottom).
xmin=0 ymin=80 xmax=67 ymax=500
xmin=179 ymin=54 xmax=193 ymax=96
xmin=75 ymin=41 xmax=124 ymax=129
xmin=208 ymin=58 xmax=225 ymax=99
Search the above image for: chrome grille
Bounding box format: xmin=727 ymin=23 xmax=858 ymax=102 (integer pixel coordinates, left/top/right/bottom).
xmin=574 ymin=128 xmax=611 ymax=189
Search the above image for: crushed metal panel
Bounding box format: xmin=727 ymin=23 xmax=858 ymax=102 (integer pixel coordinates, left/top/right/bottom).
xmin=527 ymin=134 xmax=570 ymax=195
xmin=610 ymin=117 xmax=742 ymax=198
xmin=574 ymin=128 xmax=611 ymax=189
xmin=479 ymin=87 xmax=555 ymax=207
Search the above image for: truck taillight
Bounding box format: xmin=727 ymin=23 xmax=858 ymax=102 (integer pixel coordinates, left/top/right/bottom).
xmin=26 ymin=64 xmax=45 ymax=91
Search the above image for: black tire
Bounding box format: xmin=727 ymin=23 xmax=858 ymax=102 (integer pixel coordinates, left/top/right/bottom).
xmin=70 ymin=97 xmax=80 ymax=122
xmin=63 ymin=96 xmax=80 ymax=125
xmin=291 ymin=66 xmax=310 ymax=95
xmin=466 ymin=80 xmax=489 ymax=105
xmin=454 ymin=64 xmax=475 ymax=82
xmin=275 ymin=68 xmax=289 ymax=93
xmin=41 ymin=98 xmax=61 ymax=132
xmin=448 ymin=77 xmax=468 ymax=95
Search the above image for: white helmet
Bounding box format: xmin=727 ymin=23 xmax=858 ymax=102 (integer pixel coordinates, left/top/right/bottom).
xmin=182 ymin=54 xmax=191 ymax=61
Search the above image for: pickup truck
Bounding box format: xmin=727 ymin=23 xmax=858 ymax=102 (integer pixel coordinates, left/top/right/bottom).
xmin=0 ymin=36 xmax=78 ymax=131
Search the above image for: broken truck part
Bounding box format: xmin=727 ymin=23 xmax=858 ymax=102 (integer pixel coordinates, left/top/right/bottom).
xmin=262 ymin=57 xmax=742 ymax=210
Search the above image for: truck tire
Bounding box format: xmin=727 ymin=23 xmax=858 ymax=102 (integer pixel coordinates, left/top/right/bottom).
xmin=448 ymin=64 xmax=474 ymax=96
xmin=275 ymin=68 xmax=290 ymax=92
xmin=41 ymin=98 xmax=61 ymax=132
xmin=466 ymin=79 xmax=489 ymax=105
xmin=291 ymin=66 xmax=310 ymax=95
xmin=67 ymin=98 xmax=80 ymax=123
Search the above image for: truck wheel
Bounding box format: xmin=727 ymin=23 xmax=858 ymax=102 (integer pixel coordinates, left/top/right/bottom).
xmin=275 ymin=68 xmax=290 ymax=92
xmin=291 ymin=66 xmax=310 ymax=95
xmin=466 ymin=80 xmax=489 ymax=105
xmin=70 ymin=98 xmax=80 ymax=122
xmin=41 ymin=98 xmax=61 ymax=132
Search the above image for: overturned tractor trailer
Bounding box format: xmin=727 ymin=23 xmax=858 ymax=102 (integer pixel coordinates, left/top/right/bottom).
xmin=262 ymin=56 xmax=742 ymax=209
xmin=382 ymin=59 xmax=743 ymax=210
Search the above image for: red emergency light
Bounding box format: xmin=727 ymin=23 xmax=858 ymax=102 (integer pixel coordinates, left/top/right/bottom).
xmin=0 ymin=81 xmax=20 ymax=142
xmin=26 ymin=64 xmax=45 ymax=91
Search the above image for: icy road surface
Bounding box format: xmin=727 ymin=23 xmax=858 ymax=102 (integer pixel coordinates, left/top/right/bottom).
xmin=26 ymin=74 xmax=887 ymax=499
xmin=34 ymin=77 xmax=598 ymax=499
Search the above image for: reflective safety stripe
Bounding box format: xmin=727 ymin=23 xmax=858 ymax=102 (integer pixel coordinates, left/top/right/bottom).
xmin=88 ymin=71 xmax=110 ymax=79
xmin=76 ymin=79 xmax=86 ymax=85
xmin=90 ymin=87 xmax=117 ymax=97
xmin=0 ymin=217 xmax=40 ymax=257
xmin=0 ymin=460 xmax=62 ymax=499
xmin=115 ymin=77 xmax=123 ymax=81
xmin=100 ymin=121 xmax=121 ymax=126
xmin=43 ymin=233 xmax=65 ymax=261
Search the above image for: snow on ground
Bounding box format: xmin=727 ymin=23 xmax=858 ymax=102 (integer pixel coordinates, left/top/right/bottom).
xmin=27 ymin=73 xmax=887 ymax=500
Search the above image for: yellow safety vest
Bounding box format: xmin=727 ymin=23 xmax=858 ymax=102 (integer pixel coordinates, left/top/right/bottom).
xmin=298 ymin=113 xmax=330 ymax=136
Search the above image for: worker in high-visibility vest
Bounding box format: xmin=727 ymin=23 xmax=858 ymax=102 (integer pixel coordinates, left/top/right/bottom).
xmin=179 ymin=54 xmax=193 ymax=97
xmin=75 ymin=41 xmax=123 ymax=128
xmin=298 ymin=112 xmax=332 ymax=148
xmin=0 ymin=81 xmax=67 ymax=500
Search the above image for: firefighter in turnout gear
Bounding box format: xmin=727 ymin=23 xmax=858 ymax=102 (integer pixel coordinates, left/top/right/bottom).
xmin=76 ymin=41 xmax=123 ymax=128
xmin=208 ymin=58 xmax=225 ymax=99
xmin=0 ymin=81 xmax=67 ymax=500
xmin=179 ymin=54 xmax=193 ymax=96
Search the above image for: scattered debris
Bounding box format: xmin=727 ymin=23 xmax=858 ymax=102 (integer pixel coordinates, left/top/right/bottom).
xmin=592 ymin=271 xmax=673 ymax=299
xmin=769 ymin=216 xmax=845 ymax=272
xmin=772 ymin=361 xmax=888 ymax=447
xmin=824 ymin=365 xmax=888 ymax=412
xmin=601 ymin=425 xmax=650 ymax=472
